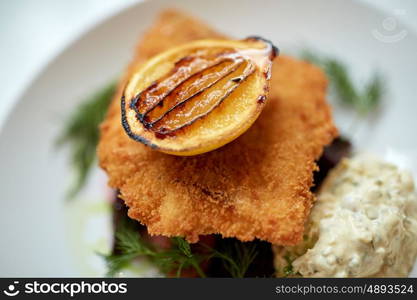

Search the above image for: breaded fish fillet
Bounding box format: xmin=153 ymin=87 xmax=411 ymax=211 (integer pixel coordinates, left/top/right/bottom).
xmin=98 ymin=9 xmax=338 ymax=245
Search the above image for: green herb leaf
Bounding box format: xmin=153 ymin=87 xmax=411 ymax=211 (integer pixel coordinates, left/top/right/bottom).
xmin=283 ymin=254 xmax=294 ymax=277
xmin=301 ymin=50 xmax=384 ymax=116
xmin=172 ymin=237 xmax=193 ymax=258
xmin=56 ymin=81 xmax=116 ymax=199
xmin=360 ymin=72 xmax=384 ymax=115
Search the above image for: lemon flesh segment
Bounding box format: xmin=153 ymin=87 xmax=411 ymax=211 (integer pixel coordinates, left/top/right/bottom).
xmin=122 ymin=37 xmax=278 ymax=156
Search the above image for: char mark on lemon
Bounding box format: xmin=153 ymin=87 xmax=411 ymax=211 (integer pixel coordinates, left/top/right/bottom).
xmin=130 ymin=52 xmax=256 ymax=138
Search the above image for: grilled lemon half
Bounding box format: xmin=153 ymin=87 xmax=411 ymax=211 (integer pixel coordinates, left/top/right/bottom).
xmin=122 ymin=37 xmax=278 ymax=156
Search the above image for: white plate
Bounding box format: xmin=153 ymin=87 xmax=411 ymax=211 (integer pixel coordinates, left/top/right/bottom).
xmin=0 ymin=0 xmax=416 ymax=277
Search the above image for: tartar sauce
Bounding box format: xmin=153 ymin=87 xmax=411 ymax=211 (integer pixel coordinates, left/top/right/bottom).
xmin=274 ymin=154 xmax=417 ymax=277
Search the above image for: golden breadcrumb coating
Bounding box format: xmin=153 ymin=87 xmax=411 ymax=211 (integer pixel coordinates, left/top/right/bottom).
xmin=98 ymin=9 xmax=338 ymax=245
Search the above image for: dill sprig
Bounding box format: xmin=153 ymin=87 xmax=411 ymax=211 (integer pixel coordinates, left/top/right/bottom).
xmin=103 ymin=217 xmax=206 ymax=277
xmin=302 ymin=50 xmax=384 ymax=116
xmin=205 ymin=240 xmax=258 ymax=278
xmin=56 ymin=81 xmax=116 ymax=199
